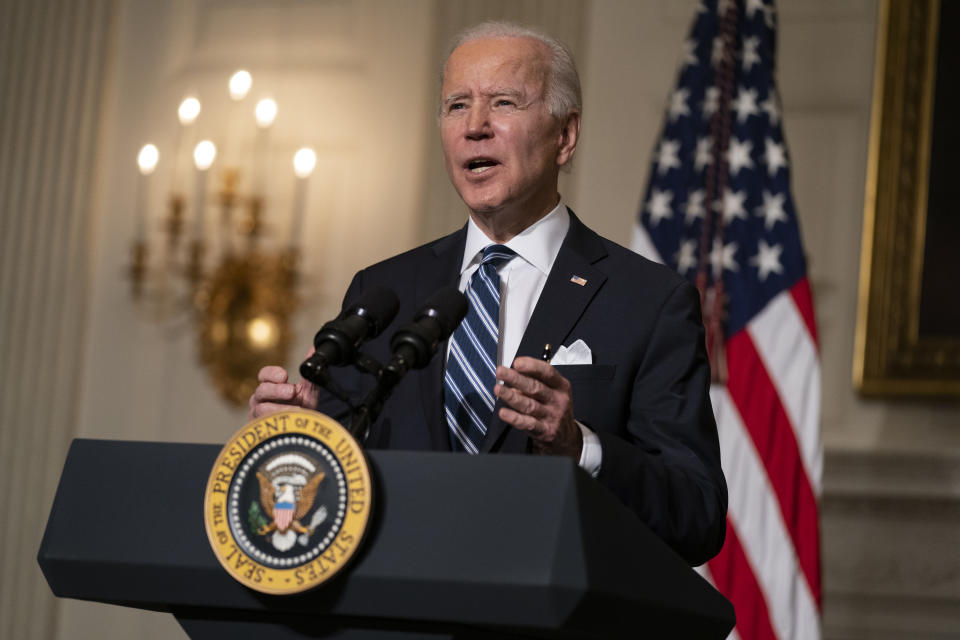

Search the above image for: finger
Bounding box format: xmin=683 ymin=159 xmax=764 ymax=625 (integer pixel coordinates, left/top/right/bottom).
xmin=258 ymin=365 xmax=289 ymax=384
xmin=252 ymin=381 xmax=296 ymax=404
xmin=249 ymin=401 xmax=298 ymax=420
xmin=497 ymin=406 xmax=547 ymax=437
xmin=510 ymin=356 xmax=568 ymax=388
xmin=294 ymin=380 xmax=319 ymax=408
xmin=495 ymin=365 xmax=551 ymax=400
xmin=494 ymin=382 xmax=546 ymax=417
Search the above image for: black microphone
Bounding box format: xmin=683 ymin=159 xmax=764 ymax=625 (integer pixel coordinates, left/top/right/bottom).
xmin=299 ymin=285 xmax=400 ymax=383
xmin=386 ymin=287 xmax=468 ymax=378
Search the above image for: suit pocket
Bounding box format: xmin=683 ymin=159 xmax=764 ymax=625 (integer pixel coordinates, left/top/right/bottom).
xmin=553 ymin=364 xmax=616 ymax=381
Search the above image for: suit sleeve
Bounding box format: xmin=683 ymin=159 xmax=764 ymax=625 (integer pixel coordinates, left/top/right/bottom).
xmin=594 ymin=280 xmax=727 ymax=566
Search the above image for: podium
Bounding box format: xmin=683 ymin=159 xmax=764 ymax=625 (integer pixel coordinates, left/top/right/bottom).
xmin=38 ymin=439 xmax=735 ymax=639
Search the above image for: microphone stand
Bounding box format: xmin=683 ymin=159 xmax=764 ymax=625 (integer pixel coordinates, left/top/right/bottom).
xmin=345 ymin=354 xmax=413 ymax=443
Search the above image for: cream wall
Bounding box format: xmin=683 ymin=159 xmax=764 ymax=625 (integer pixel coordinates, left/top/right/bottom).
xmin=2 ymin=1 xmax=958 ymax=639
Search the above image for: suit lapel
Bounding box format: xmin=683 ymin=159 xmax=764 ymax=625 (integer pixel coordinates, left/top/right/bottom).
xmin=416 ymin=226 xmax=467 ymax=452
xmin=480 ymin=211 xmax=608 ymax=453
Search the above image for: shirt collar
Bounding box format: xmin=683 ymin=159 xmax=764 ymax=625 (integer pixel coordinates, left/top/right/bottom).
xmin=460 ymin=201 xmax=570 ymax=276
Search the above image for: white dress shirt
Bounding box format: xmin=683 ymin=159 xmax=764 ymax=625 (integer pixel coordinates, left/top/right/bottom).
xmin=450 ymin=202 xmax=602 ymax=475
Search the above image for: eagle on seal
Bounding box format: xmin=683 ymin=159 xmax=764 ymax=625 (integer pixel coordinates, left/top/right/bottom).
xmin=256 ymin=471 xmax=325 ymax=536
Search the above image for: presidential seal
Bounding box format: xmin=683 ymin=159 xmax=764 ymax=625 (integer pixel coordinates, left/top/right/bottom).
xmin=203 ymin=409 xmax=372 ymax=594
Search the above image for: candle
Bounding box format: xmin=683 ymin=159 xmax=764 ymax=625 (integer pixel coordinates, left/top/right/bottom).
xmin=136 ymin=143 xmax=159 ymax=240
xmin=290 ymin=147 xmax=316 ymax=245
xmin=192 ymin=140 xmax=216 ymax=237
xmin=225 ymin=70 xmax=251 ymax=169
xmin=253 ymin=98 xmax=277 ymax=196
xmin=175 ymin=96 xmax=201 ymax=188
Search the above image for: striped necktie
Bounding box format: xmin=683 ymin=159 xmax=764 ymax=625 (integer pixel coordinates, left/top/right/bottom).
xmin=444 ymin=244 xmax=516 ymax=453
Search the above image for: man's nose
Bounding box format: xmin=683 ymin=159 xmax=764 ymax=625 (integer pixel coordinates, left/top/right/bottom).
xmin=465 ymin=105 xmax=492 ymax=139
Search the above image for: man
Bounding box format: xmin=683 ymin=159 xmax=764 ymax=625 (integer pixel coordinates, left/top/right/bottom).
xmin=250 ymin=22 xmax=726 ymax=566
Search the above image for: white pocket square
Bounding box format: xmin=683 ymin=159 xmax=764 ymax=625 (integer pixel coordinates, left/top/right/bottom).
xmin=549 ymin=339 xmax=593 ymax=365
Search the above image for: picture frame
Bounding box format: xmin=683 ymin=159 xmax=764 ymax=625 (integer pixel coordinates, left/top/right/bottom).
xmin=854 ymin=0 xmax=960 ymax=395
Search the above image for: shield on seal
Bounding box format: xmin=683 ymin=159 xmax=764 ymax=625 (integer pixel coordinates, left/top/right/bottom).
xmin=273 ymin=484 xmax=296 ymax=531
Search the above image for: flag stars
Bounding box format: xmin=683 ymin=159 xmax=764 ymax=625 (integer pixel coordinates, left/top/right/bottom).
xmin=718 ymin=188 xmax=748 ymax=223
xmin=675 ymin=239 xmax=698 ymax=274
xmin=745 ymin=0 xmax=768 ymax=20
xmin=710 ymin=238 xmax=739 ymax=276
xmin=711 ymin=36 xmax=729 ymax=68
xmin=726 ymin=137 xmax=754 ymax=176
xmin=695 ymin=136 xmax=713 ymax=172
xmin=761 ymin=91 xmax=781 ymax=124
xmin=668 ymin=88 xmax=691 ymax=121
xmin=684 ymin=189 xmax=706 ymax=225
xmin=750 ymin=240 xmax=784 ymax=281
xmin=733 ymin=86 xmax=760 ymax=122
xmin=702 ymin=86 xmax=720 ymax=119
xmin=681 ymin=39 xmax=698 ymax=68
xmin=764 ymin=137 xmax=788 ymax=175
xmin=655 ymin=139 xmax=682 ymax=175
xmin=756 ymin=190 xmax=788 ymax=229
xmin=742 ymin=36 xmax=761 ymax=71
xmin=645 ymin=188 xmax=674 ymax=226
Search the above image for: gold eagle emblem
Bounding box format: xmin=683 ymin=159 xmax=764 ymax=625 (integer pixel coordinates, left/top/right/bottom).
xmin=255 ymin=470 xmax=325 ymax=536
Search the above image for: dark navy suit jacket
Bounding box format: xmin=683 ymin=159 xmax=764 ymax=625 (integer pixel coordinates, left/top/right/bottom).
xmin=315 ymin=210 xmax=727 ymax=565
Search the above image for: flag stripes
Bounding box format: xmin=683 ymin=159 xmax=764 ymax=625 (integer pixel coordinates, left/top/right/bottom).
xmin=707 ymin=519 xmax=778 ymax=640
xmin=710 ymin=382 xmax=820 ymax=638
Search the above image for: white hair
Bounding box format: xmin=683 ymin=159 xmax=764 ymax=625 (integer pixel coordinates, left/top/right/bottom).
xmin=440 ymin=21 xmax=582 ymax=121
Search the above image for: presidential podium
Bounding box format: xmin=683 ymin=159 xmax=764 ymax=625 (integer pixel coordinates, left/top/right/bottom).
xmin=38 ymin=439 xmax=735 ymax=639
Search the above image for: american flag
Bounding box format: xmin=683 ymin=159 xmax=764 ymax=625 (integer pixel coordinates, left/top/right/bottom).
xmin=632 ymin=1 xmax=822 ymax=638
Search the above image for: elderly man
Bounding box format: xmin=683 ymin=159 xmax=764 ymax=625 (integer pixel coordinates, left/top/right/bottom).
xmin=250 ymin=22 xmax=726 ymax=565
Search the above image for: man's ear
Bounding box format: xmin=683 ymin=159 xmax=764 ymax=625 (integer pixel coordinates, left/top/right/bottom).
xmin=556 ymin=111 xmax=581 ymax=167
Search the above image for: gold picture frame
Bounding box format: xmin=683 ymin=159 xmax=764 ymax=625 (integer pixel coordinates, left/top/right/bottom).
xmin=854 ymin=0 xmax=960 ymax=395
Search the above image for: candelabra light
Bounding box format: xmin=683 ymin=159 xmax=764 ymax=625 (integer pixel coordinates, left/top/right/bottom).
xmin=129 ymin=70 xmax=317 ymax=406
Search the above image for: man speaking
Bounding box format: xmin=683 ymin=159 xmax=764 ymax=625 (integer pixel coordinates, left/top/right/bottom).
xmin=249 ymin=22 xmax=726 ymax=566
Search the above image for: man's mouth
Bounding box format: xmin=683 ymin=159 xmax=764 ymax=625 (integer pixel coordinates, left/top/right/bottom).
xmin=466 ymin=158 xmax=499 ymax=174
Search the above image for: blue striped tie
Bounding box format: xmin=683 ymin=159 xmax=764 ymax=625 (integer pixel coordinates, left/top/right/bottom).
xmin=444 ymin=244 xmax=516 ymax=453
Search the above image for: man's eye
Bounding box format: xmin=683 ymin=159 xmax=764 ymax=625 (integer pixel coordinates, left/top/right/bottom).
xmin=448 ymin=103 xmax=465 ymax=112
xmin=495 ymin=99 xmax=515 ymax=107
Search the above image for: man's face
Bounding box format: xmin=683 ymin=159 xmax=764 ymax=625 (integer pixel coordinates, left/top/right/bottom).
xmin=439 ymin=36 xmax=576 ymax=226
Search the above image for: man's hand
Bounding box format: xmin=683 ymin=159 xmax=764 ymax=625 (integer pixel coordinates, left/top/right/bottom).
xmin=494 ymin=357 xmax=582 ymax=459
xmin=248 ymin=359 xmax=319 ymax=420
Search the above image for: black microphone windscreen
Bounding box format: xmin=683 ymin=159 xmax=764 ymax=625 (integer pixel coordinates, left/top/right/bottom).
xmin=347 ymin=285 xmax=400 ymax=337
xmin=419 ymin=287 xmax=468 ymax=339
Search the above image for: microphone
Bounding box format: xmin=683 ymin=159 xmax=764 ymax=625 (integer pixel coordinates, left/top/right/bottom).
xmin=299 ymin=285 xmax=400 ymax=383
xmin=386 ymin=287 xmax=468 ymax=378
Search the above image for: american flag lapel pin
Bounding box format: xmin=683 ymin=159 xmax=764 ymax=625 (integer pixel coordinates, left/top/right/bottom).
xmin=570 ymin=275 xmax=587 ymax=286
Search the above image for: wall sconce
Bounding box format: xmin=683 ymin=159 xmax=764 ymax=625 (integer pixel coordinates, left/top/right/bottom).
xmin=129 ymin=70 xmax=315 ymax=407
